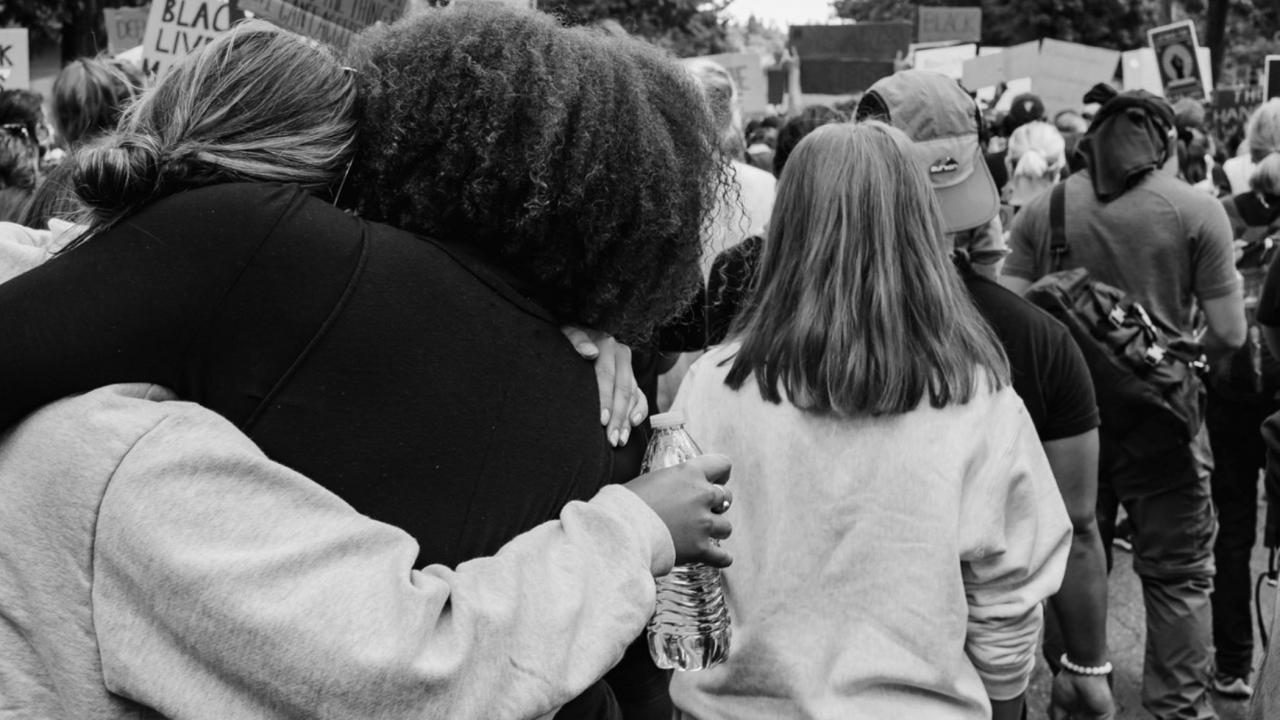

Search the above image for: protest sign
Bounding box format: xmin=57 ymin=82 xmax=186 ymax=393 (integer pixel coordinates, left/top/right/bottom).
xmin=407 ymin=0 xmax=534 ymax=7
xmin=790 ymin=23 xmax=912 ymax=62
xmin=1197 ymin=46 xmax=1213 ymax=98
xmin=912 ymin=43 xmax=976 ymax=81
xmin=239 ymin=0 xmax=405 ymax=48
xmin=0 ymin=29 xmax=30 ymax=90
xmin=790 ymin=23 xmax=913 ymax=95
xmin=1124 ymin=45 xmax=1211 ymax=98
xmin=142 ymin=0 xmax=237 ymax=76
xmin=1149 ymin=20 xmax=1205 ymax=101
xmin=1122 ymin=47 xmax=1161 ymax=93
xmin=104 ymin=6 xmax=149 ymax=56
xmin=1207 ymin=85 xmax=1263 ymax=140
xmin=1034 ymin=38 xmax=1119 ymax=114
xmin=961 ymin=50 xmax=1003 ymax=90
xmin=767 ymin=65 xmax=786 ymax=105
xmin=1266 ymin=55 xmax=1280 ymax=100
xmin=917 ymin=7 xmax=981 ymax=44
xmin=960 ymin=40 xmax=1037 ymax=90
xmin=697 ymin=53 xmax=769 ymax=115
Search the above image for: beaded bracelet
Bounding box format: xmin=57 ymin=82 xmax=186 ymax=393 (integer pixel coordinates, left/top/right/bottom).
xmin=1059 ymin=654 xmax=1113 ymax=676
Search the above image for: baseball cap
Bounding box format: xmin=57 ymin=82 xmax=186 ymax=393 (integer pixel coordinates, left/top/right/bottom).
xmin=1005 ymin=93 xmax=1046 ymax=134
xmin=856 ymin=70 xmax=999 ymax=234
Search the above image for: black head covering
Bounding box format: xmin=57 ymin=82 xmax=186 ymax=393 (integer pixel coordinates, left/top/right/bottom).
xmin=1075 ymin=86 xmax=1176 ymax=202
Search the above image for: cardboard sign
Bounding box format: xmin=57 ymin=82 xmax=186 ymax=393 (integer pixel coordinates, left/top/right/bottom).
xmin=1149 ymin=20 xmax=1205 ymax=101
xmin=141 ymin=0 xmax=236 ymax=76
xmin=912 ymin=43 xmax=977 ymax=81
xmin=960 ymin=40 xmax=1038 ymax=90
xmin=698 ymin=52 xmax=769 ymax=115
xmin=1208 ymin=85 xmax=1264 ymax=140
xmin=0 ymin=29 xmax=29 ymax=90
xmin=1034 ymin=38 xmax=1119 ymax=114
xmin=1122 ymin=47 xmax=1161 ymax=94
xmin=961 ymin=50 xmax=1003 ymax=90
xmin=917 ymin=7 xmax=981 ymax=44
xmin=1197 ymin=46 xmax=1213 ymax=98
xmin=241 ymin=0 xmax=406 ymax=47
xmin=104 ymin=6 xmax=150 ymax=56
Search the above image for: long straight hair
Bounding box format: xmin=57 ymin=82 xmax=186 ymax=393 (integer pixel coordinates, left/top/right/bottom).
xmin=724 ymin=121 xmax=1009 ymax=415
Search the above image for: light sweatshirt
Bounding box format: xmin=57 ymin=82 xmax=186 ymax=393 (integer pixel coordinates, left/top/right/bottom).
xmin=0 ymin=384 xmax=675 ymax=720
xmin=669 ymin=345 xmax=1072 ymax=720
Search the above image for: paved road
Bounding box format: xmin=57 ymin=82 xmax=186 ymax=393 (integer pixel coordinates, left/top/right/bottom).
xmin=1026 ymin=495 xmax=1276 ymax=719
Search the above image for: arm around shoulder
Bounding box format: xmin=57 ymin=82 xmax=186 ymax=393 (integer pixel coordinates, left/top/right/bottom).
xmin=93 ymin=404 xmax=670 ymax=720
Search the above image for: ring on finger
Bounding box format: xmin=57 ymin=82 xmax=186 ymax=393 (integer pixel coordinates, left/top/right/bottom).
xmin=711 ymin=484 xmax=730 ymax=512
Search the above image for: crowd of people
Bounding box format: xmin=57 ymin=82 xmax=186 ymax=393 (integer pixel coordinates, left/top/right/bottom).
xmin=0 ymin=3 xmax=1279 ymax=720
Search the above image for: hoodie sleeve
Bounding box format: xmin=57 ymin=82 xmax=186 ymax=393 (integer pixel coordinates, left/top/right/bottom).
xmin=958 ymin=398 xmax=1072 ymax=701
xmin=93 ymin=401 xmax=674 ymax=720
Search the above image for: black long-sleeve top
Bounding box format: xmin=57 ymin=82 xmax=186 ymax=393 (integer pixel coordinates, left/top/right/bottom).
xmin=0 ymin=182 xmax=614 ymax=571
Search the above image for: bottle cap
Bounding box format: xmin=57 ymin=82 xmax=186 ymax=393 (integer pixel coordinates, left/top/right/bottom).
xmin=649 ymin=411 xmax=685 ymax=430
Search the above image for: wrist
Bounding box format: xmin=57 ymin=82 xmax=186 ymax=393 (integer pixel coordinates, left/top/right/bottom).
xmin=1059 ymin=654 xmax=1113 ymax=676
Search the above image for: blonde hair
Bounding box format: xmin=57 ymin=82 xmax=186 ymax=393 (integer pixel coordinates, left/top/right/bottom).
xmin=1247 ymin=99 xmax=1280 ymax=162
xmin=1007 ymin=121 xmax=1066 ymax=181
xmin=71 ymin=20 xmax=358 ymax=235
xmin=725 ymin=121 xmax=1008 ymax=415
xmin=683 ymin=57 xmax=744 ymax=158
xmin=1249 ymin=99 xmax=1280 ymax=194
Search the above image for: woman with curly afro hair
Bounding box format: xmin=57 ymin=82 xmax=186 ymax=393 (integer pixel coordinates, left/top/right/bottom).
xmin=0 ymin=14 xmax=735 ymax=720
xmin=345 ymin=2 xmax=723 ymax=343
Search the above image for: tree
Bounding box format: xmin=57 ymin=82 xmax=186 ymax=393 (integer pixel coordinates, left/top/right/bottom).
xmin=539 ymin=0 xmax=735 ymax=56
xmin=833 ymin=0 xmax=1151 ymax=50
xmin=1206 ymin=0 xmax=1280 ymax=86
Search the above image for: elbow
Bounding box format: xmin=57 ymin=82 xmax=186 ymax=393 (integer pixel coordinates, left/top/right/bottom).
xmin=1069 ymin=513 xmax=1100 ymax=540
xmin=1218 ymin=324 xmax=1247 ymax=350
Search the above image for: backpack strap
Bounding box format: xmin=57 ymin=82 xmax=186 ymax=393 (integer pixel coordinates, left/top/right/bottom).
xmin=1049 ymin=182 xmax=1068 ymax=273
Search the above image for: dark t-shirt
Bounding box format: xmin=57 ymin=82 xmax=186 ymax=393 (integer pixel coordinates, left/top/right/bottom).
xmin=962 ymin=272 xmax=1100 ymax=440
xmin=1005 ymin=169 xmax=1239 ymax=334
xmin=706 ymin=238 xmax=1100 ymax=441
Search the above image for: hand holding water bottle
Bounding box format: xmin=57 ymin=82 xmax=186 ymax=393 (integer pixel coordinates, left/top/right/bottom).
xmin=624 ymin=454 xmax=734 ymax=568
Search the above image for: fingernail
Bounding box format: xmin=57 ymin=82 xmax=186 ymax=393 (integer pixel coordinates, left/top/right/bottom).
xmin=608 ymin=428 xmax=620 ymax=446
xmin=578 ymin=344 xmax=599 ymax=359
xmin=601 ymin=409 xmax=610 ymax=426
xmin=630 ymin=410 xmax=646 ymax=425
xmin=619 ymin=427 xmax=630 ymax=447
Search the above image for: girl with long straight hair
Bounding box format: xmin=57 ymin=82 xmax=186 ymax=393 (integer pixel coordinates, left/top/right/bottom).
xmin=670 ymin=121 xmax=1071 ymax=720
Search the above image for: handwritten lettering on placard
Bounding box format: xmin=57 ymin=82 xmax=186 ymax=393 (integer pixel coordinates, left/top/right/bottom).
xmin=142 ymin=0 xmax=235 ymax=76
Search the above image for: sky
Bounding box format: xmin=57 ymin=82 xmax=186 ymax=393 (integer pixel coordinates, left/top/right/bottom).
xmin=720 ymin=0 xmax=836 ymax=29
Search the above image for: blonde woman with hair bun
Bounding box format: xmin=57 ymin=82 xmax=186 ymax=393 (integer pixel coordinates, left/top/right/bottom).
xmin=1005 ymin=120 xmax=1067 ymax=210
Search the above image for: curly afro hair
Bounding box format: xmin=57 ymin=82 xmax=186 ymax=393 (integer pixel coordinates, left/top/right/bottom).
xmin=346 ymin=3 xmax=723 ymax=341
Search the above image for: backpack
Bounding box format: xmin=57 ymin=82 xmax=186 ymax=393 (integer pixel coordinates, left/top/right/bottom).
xmin=1023 ymin=183 xmax=1208 ymax=457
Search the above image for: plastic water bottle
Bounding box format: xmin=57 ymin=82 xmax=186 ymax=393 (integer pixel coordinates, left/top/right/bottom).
xmin=643 ymin=411 xmax=731 ymax=671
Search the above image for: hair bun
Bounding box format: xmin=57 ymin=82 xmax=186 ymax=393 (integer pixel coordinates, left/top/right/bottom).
xmin=71 ymin=133 xmax=162 ymax=216
xmin=1013 ymin=149 xmax=1050 ymax=179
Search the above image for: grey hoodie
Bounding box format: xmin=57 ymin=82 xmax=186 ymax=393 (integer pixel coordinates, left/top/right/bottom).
xmin=0 ymin=384 xmax=674 ymax=720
